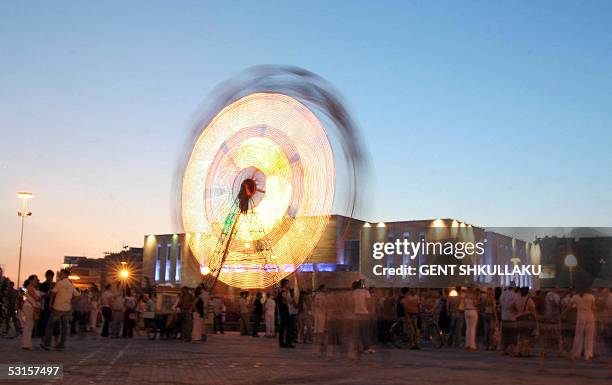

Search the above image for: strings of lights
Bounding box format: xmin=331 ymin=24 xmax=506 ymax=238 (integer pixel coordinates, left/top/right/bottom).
xmin=182 ymin=93 xmax=335 ymax=288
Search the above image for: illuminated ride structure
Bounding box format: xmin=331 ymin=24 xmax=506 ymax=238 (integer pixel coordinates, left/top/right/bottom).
xmin=182 ymin=93 xmax=335 ymax=289
xmin=179 ymin=66 xmax=367 ymax=290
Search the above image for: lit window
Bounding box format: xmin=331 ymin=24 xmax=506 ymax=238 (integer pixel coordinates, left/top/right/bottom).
xmin=418 ymin=232 xmax=426 ymax=282
xmin=165 ymin=243 xmax=171 ymax=281
xmin=402 ymin=232 xmax=410 ymax=278
xmin=155 ymin=244 xmax=161 ymax=281
xmin=386 ymin=233 xmax=394 ymax=280
xmin=175 ymin=244 xmax=181 ymax=282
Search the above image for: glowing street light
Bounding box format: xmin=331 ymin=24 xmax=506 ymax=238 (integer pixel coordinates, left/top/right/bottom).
xmin=564 ymin=254 xmax=578 ymax=288
xmin=16 ymin=192 xmax=33 ymax=287
xmin=119 ymin=261 xmax=130 ymax=280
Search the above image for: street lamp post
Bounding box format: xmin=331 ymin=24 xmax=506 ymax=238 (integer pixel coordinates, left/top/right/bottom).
xmin=16 ymin=192 xmax=33 ymax=287
xmin=564 ymin=254 xmax=578 ymax=288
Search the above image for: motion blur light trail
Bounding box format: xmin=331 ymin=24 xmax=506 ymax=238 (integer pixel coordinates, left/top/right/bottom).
xmin=177 ymin=66 xmax=369 ymax=289
xmin=182 ymin=93 xmax=335 ymax=288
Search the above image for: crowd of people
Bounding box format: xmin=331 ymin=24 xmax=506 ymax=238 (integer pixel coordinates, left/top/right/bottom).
xmin=2 ymin=265 xmax=611 ymax=362
xmin=300 ymin=283 xmax=612 ymax=360
xmin=235 ymin=280 xmax=611 ymax=360
xmin=0 ymin=267 xmax=160 ymax=350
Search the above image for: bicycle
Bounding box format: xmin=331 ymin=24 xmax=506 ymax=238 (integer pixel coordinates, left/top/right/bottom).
xmin=389 ymin=318 xmax=416 ymax=349
xmin=144 ymin=313 xmax=179 ymax=340
xmin=420 ymin=312 xmax=447 ymax=349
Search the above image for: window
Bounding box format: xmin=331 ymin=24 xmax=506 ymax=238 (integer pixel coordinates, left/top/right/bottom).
xmin=402 ymin=232 xmax=410 ymax=278
xmin=165 ymin=243 xmax=171 ymax=281
xmin=418 ymin=232 xmax=426 ymax=282
xmin=343 ymin=240 xmax=359 ymax=270
xmin=175 ymin=244 xmax=182 ymax=282
xmin=154 ymin=244 xmax=161 ymax=281
xmin=386 ymin=233 xmax=394 ymax=280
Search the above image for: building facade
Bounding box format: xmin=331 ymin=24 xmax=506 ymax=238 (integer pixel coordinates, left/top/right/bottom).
xmin=358 ymin=219 xmax=540 ymax=289
xmin=142 ymin=216 xmax=546 ymax=290
xmin=63 ymin=247 xmax=143 ymax=290
xmin=537 ymin=236 xmax=612 ymax=289
xmin=142 ymin=233 xmax=201 ymax=288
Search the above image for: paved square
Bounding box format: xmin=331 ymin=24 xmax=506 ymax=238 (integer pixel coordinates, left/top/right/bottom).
xmin=1 ymin=333 xmax=610 ymax=385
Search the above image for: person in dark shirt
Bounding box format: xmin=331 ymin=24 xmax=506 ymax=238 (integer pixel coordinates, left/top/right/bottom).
xmin=3 ymin=281 xmax=22 ymax=335
xmin=277 ymin=279 xmax=294 ymax=348
xmin=178 ymin=287 xmax=195 ymax=341
xmin=37 ymin=270 xmax=55 ymax=337
xmin=396 ymin=287 xmax=408 ymax=319
xmin=252 ymin=292 xmax=263 ymax=337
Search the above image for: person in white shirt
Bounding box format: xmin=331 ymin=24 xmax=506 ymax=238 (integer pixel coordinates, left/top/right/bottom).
xmin=499 ymin=287 xmax=518 ymax=352
xmin=598 ymin=288 xmax=612 ymax=352
xmin=287 ymin=289 xmax=299 ymax=344
xmin=544 ymin=286 xmax=561 ymax=321
xmin=239 ymin=291 xmax=249 ymax=336
xmin=351 ymin=280 xmax=374 ymax=355
xmin=567 ymin=290 xmax=596 ymax=360
xmin=264 ymin=293 xmax=276 ymax=337
xmin=561 ymin=292 xmax=573 ymax=311
xmin=464 ymin=288 xmax=479 ymax=351
xmin=100 ymin=284 xmax=113 ymax=337
xmin=21 ymin=275 xmax=40 ymax=350
xmin=313 ymin=285 xmax=328 ymax=346
xmin=41 ymin=269 xmax=79 ymax=350
xmin=89 ymin=290 xmax=99 ymax=332
xmin=110 ymin=283 xmax=124 ymax=338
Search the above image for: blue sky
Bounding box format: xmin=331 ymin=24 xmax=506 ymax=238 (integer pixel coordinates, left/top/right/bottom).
xmin=1 ymin=1 xmax=611 ymax=278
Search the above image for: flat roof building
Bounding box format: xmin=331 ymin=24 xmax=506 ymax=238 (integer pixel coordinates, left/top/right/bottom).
xmin=63 ymin=247 xmax=143 ymax=290
xmin=142 ymin=216 xmax=546 ymax=290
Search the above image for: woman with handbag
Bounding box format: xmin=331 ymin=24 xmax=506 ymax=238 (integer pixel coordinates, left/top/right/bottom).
xmin=21 ymin=276 xmax=40 ymax=350
xmin=514 ymin=287 xmax=537 ymax=356
xmin=89 ymin=291 xmax=100 ymax=333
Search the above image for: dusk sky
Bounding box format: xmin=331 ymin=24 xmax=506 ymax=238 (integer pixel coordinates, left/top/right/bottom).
xmin=1 ymin=1 xmax=611 ymax=280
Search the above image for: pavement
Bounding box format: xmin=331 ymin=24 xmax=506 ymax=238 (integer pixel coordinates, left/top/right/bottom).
xmin=0 ymin=332 xmax=610 ymax=385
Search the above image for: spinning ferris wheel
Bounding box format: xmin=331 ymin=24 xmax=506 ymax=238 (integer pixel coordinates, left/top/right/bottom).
xmin=179 ymin=66 xmax=367 ymax=289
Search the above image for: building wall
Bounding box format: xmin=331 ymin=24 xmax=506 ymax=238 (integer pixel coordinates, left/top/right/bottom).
xmin=102 ymin=249 xmax=143 ymax=289
xmin=143 ymin=234 xmax=201 ymax=288
xmin=359 ymin=219 xmax=540 ymax=288
xmin=308 ymin=215 xmax=363 ymax=266
xmin=142 ymin=215 xmax=364 ymax=289
xmin=537 ymin=236 xmax=612 ymax=289
xmin=360 ymin=219 xmax=488 ymax=287
xmin=63 ymin=249 xmax=143 ymax=290
xmin=483 ymin=232 xmax=538 ymax=289
xmin=142 ymin=216 xmax=544 ymax=289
